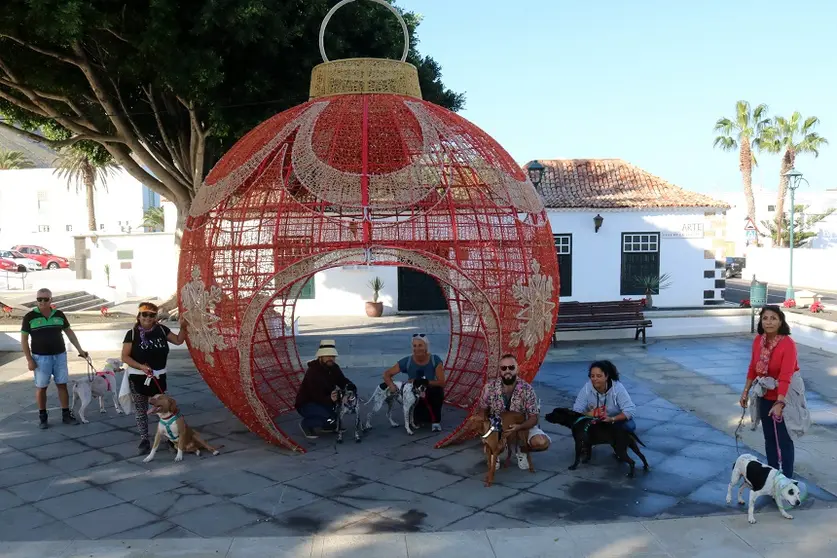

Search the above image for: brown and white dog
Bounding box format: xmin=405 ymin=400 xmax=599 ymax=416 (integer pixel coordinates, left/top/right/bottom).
xmin=467 ymin=411 xmax=534 ymax=487
xmin=142 ymin=394 xmax=221 ymax=463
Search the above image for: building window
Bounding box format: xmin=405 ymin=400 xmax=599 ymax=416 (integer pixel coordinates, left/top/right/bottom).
xmin=621 ymin=232 xmax=661 ymax=296
xmin=37 ymin=225 xmax=50 ymax=233
xmin=65 ymin=225 xmax=73 ymax=232
xmin=298 ymin=276 xmax=315 ymax=299
xmin=99 ymin=224 xmax=105 ymax=230
xmin=767 ymin=205 xmax=776 ymax=212
xmin=553 ymin=234 xmax=572 ymax=297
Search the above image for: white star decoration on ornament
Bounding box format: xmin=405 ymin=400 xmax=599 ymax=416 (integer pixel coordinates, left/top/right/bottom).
xmin=180 ymin=266 xmax=227 ymax=365
xmin=509 ymin=261 xmax=556 ymax=359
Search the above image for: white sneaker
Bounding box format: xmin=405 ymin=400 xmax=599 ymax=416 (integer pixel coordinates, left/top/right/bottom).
xmin=517 ymin=452 xmax=530 ymax=470
xmin=431 ymin=423 xmax=441 ymax=432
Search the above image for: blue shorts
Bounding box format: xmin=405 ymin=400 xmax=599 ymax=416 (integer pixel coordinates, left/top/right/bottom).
xmin=32 ymin=353 xmax=69 ymax=388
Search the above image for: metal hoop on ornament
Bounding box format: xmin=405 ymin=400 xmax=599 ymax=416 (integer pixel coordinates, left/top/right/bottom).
xmin=319 ymin=0 xmax=411 ymax=63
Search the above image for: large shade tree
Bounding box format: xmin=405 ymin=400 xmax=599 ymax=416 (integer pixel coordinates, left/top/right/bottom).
xmin=760 ymin=112 xmax=828 ymax=246
xmin=0 ymin=0 xmax=465 ymax=237
xmin=713 ymin=100 xmax=771 ymax=234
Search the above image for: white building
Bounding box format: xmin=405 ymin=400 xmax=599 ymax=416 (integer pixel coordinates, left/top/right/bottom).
xmin=538 ymin=159 xmax=730 ymax=308
xmin=718 ymin=187 xmax=837 ymax=254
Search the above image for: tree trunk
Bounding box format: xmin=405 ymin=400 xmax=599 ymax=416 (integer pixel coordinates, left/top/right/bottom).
xmin=739 ymin=138 xmax=758 ymax=245
xmin=83 ymin=162 xmax=97 ymax=231
xmin=774 ymin=149 xmax=794 ymax=247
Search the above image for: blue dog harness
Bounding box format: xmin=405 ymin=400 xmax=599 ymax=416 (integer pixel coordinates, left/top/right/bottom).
xmin=159 ymin=412 xmax=182 ymax=441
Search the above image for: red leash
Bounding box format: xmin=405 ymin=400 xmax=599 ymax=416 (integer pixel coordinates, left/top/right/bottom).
xmin=773 ymin=414 xmax=783 ymax=470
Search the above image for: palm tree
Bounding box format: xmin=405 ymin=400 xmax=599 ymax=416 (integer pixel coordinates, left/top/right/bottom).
xmin=141 ymin=206 xmax=165 ymax=232
xmin=760 ymin=112 xmax=828 ymax=246
xmin=53 ymin=148 xmax=119 ymax=231
xmin=713 ymin=101 xmax=771 ymax=234
xmin=0 ymin=149 xmax=34 ymax=169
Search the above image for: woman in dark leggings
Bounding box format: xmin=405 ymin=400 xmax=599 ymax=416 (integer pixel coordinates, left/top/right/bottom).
xmin=382 ymin=333 xmax=446 ymax=432
xmin=120 ymin=302 xmax=187 ymax=455
xmin=740 ymin=305 xmax=798 ymax=477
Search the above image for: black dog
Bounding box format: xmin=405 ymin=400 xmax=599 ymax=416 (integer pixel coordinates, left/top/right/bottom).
xmin=544 ymin=407 xmax=649 ymax=477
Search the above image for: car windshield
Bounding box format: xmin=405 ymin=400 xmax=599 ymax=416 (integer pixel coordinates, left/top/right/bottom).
xmin=40 ymin=249 xmax=52 ymax=255
xmin=0 ymin=251 xmax=12 ymax=258
xmin=9 ymin=251 xmax=24 ymax=258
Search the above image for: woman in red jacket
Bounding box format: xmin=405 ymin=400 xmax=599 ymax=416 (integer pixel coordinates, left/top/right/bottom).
xmin=739 ymin=305 xmax=798 ymax=477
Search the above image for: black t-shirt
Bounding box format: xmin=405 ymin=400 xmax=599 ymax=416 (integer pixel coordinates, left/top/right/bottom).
xmin=21 ymin=308 xmax=70 ymax=355
xmin=123 ymin=324 xmax=172 ymax=371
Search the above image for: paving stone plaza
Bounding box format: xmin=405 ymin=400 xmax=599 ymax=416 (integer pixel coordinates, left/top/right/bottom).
xmin=2 ymin=315 xmax=837 ymax=557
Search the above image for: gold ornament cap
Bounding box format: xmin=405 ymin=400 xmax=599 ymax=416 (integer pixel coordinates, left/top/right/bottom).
xmin=309 ymin=0 xmax=422 ymax=99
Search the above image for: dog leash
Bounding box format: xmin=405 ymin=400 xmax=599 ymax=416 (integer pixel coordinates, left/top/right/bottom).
xmin=85 ymin=357 xmax=96 ymax=382
xmin=773 ymin=414 xmax=784 ymax=470
xmin=734 ymin=406 xmax=747 ymax=456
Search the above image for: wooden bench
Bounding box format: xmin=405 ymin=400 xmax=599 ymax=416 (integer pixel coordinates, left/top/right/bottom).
xmin=552 ymin=300 xmax=652 ymax=346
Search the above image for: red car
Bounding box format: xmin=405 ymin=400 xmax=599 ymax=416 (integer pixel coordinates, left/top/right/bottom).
xmin=11 ymin=245 xmax=70 ymax=269
xmin=0 ymin=258 xmax=17 ymax=272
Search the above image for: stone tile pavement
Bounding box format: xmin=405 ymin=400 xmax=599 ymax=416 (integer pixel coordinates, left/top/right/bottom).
xmin=2 ymin=507 xmax=836 ymax=557
xmin=1 ymin=319 xmax=836 ymax=545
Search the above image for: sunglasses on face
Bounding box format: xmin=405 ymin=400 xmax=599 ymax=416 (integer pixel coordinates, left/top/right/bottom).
xmin=140 ymin=312 xmax=157 ymax=318
xmin=500 ymin=365 xmax=517 ymax=372
xmin=412 ymin=333 xmax=427 ymax=338
xmin=36 ymin=297 xmax=51 ymax=302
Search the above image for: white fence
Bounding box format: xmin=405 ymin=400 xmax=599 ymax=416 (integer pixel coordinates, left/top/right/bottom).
xmin=743 ymin=247 xmax=837 ymax=292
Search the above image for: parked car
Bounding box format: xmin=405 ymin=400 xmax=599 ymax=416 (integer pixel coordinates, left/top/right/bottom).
xmin=725 ymin=257 xmax=746 ymax=278
xmin=0 ymin=250 xmax=42 ymax=272
xmin=11 ymin=245 xmax=70 ymax=270
xmin=0 ymin=258 xmax=17 ymax=272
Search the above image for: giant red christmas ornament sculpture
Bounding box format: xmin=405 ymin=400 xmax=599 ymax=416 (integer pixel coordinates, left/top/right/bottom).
xmin=178 ymin=0 xmax=559 ymax=452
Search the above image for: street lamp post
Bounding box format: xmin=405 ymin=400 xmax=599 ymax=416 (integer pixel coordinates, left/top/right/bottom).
xmin=527 ymin=160 xmax=545 ymax=192
xmin=781 ymin=167 xmax=809 ymax=301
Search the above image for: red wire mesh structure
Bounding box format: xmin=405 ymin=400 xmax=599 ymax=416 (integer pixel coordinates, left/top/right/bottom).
xmin=178 ymin=55 xmax=559 ymax=453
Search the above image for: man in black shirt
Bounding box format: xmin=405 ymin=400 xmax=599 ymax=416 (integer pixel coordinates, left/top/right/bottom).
xmin=21 ymin=288 xmax=89 ymax=429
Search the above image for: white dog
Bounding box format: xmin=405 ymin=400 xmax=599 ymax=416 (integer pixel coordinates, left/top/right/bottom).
xmin=726 ymin=453 xmax=802 ymax=524
xmin=71 ymin=358 xmax=124 ymax=424
xmin=364 ymin=378 xmax=429 ymax=436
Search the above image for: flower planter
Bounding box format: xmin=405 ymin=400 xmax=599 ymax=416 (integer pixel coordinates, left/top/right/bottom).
xmin=365 ymin=301 xmax=383 ymax=317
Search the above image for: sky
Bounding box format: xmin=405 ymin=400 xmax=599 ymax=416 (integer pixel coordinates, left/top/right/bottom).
xmin=403 ymin=0 xmax=836 ymax=195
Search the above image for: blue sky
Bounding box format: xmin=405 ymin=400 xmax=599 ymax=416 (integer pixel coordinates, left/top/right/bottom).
xmin=406 ymin=0 xmax=836 ymax=194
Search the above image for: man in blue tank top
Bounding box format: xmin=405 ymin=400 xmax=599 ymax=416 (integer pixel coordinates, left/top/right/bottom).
xmin=382 ymin=333 xmax=445 ymax=431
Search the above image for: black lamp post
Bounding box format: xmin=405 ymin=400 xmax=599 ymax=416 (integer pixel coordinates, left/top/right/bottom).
xmin=593 ymin=214 xmax=604 ymax=233
xmin=527 ymin=160 xmax=545 ymax=191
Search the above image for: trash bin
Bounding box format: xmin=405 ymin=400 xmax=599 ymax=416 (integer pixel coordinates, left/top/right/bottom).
xmin=749 ymin=276 xmax=768 ymax=332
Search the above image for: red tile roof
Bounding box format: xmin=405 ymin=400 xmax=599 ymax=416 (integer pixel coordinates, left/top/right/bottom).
xmin=529 ymin=159 xmax=729 ymax=210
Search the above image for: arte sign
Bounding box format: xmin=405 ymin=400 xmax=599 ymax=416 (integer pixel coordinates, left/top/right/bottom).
xmin=662 ymin=223 xmax=705 ymax=239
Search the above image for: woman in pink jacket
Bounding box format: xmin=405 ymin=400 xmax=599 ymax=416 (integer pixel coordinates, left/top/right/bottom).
xmin=739 ymin=305 xmax=799 ymax=478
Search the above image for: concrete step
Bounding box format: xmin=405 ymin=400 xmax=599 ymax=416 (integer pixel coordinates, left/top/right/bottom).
xmin=21 ymin=291 xmax=87 ymax=309
xmin=21 ymin=291 xmax=114 ymax=313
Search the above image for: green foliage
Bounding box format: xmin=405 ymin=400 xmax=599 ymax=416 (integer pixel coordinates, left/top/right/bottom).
xmin=712 ymin=100 xmax=771 ymax=164
xmin=368 ymin=276 xmax=385 ymax=302
xmin=0 ymin=149 xmax=34 ymax=169
xmin=142 ymin=206 xmax=165 ymax=231
xmin=761 ymin=112 xmax=829 ymax=158
xmin=632 ymin=273 xmax=673 ymax=295
xmin=759 ymin=205 xmax=836 ymax=247
xmin=0 ymin=0 xmax=465 ymax=207
xmin=52 ymin=148 xmax=118 ymax=194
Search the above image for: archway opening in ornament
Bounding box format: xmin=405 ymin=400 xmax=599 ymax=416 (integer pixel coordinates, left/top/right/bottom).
xmin=237 ymin=247 xmax=500 ymax=453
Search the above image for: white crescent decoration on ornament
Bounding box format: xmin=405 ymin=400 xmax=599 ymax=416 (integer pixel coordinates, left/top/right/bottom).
xmin=403 ymin=101 xmax=545 ymax=216
xmin=180 ymin=266 xmax=228 ymax=365
xmin=290 ymin=100 xmax=446 ymax=208
xmin=189 ymin=104 xmax=324 ymax=219
xmin=508 ymin=261 xmax=556 ymax=359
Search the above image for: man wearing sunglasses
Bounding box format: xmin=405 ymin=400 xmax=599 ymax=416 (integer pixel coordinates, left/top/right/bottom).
xmin=477 ymin=353 xmax=551 ymax=470
xmin=20 ymin=288 xmax=89 ymax=429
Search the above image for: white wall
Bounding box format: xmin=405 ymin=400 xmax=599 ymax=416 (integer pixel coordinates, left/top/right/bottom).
xmin=294 ymin=266 xmax=398 ymax=317
xmin=742 ymin=247 xmax=837 ymax=292
xmin=547 ymin=209 xmax=723 ymax=307
xmin=719 ymin=188 xmax=837 ymax=254
xmin=0 ymin=168 xmax=154 ymax=256
xmin=77 ymin=233 xmax=178 ymax=302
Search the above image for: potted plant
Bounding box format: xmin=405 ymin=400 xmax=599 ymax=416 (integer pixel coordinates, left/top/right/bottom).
xmin=632 ymin=273 xmax=673 ymax=309
xmin=365 ymin=277 xmax=385 ymax=317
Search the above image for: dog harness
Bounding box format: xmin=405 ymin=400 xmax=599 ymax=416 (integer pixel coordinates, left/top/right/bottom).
xmin=96 ymin=370 xmax=113 ymax=391
xmin=158 ymin=412 xmax=182 ymax=441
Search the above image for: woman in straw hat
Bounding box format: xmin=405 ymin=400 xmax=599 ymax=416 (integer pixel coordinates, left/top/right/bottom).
xmin=295 ymin=339 xmax=356 ymax=439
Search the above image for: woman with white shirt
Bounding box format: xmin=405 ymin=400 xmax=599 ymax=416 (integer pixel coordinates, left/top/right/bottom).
xmin=573 ymin=360 xmax=637 ymax=431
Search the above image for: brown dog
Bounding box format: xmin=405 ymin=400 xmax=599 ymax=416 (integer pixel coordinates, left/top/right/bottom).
xmin=467 ymin=411 xmax=535 ymax=487
xmin=142 ymin=394 xmax=221 ymax=463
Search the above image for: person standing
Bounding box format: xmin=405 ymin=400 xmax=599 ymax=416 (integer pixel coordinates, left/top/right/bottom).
xmin=120 ymin=302 xmax=187 ymax=455
xmin=20 ymin=288 xmax=89 ymax=429
xmin=739 ymin=305 xmax=799 ymax=478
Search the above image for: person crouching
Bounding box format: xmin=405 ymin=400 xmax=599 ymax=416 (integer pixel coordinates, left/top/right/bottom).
xmin=295 ymin=339 xmax=356 ymax=439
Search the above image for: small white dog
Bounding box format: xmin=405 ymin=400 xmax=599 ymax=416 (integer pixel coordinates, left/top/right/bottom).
xmin=726 ymin=453 xmax=802 ymax=524
xmin=364 ymin=378 xmax=429 ymax=436
xmin=71 ymin=358 xmax=124 ymax=424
